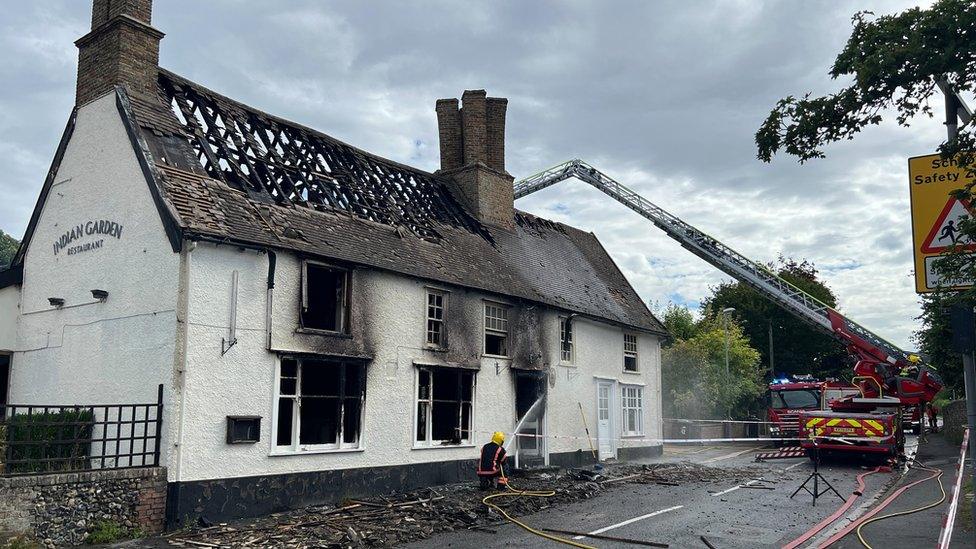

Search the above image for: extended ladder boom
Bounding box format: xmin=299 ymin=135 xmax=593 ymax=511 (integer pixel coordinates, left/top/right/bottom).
xmin=514 ymin=159 xmax=910 ymax=367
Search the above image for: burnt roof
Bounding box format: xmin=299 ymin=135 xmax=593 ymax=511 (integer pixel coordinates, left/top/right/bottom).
xmin=123 ymin=71 xmax=665 ymax=334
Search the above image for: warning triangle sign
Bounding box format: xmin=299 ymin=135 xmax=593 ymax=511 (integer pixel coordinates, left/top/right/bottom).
xmin=921 ymin=197 xmax=976 ymax=253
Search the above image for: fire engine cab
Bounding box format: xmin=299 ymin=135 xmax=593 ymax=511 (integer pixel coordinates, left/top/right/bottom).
xmin=767 ymin=376 xmax=860 ymax=443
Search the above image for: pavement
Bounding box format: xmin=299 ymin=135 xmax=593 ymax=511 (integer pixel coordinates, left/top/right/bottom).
xmin=404 ymin=434 xmax=975 ymax=549
xmin=830 ymin=431 xmax=973 ymax=549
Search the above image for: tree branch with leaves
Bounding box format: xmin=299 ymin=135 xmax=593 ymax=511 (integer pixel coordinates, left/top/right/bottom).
xmin=756 ymin=0 xmax=976 ymax=165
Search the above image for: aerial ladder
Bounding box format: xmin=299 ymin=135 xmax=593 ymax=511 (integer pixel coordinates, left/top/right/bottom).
xmin=514 ymin=160 xmax=942 ymax=441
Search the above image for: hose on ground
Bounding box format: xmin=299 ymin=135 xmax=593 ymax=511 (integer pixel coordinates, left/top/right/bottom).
xmin=855 ymin=460 xmax=946 ymax=549
xmin=481 ymin=468 xmax=596 ymax=549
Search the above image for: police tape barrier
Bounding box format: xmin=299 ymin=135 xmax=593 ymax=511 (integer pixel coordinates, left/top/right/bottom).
xmin=937 ymin=427 xmax=970 ymax=549
xmin=663 ymin=417 xmax=780 ymax=425
xmin=479 ymin=430 xmax=808 ymax=446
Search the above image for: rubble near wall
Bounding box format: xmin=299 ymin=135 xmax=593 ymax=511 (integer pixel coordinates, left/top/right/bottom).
xmin=163 ymin=462 xmax=758 ymax=548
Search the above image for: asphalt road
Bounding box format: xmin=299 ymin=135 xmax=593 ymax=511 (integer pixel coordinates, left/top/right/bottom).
xmin=404 ymin=435 xmax=973 ymax=549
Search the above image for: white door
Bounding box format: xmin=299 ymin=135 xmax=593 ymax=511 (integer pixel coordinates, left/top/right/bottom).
xmin=596 ymin=381 xmax=615 ymax=460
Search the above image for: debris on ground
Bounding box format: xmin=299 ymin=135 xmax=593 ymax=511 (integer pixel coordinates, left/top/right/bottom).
xmin=162 ymin=462 xmax=759 ymax=548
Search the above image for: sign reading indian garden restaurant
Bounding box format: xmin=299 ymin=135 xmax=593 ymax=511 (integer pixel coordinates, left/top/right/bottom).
xmin=52 ymin=219 xmax=123 ymax=256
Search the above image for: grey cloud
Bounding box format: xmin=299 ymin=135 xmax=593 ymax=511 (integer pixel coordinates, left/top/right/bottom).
xmin=0 ymin=0 xmax=935 ymax=347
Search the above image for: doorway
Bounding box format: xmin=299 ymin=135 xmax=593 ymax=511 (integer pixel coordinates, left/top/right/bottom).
xmin=513 ymin=372 xmax=547 ymax=467
xmin=0 ymin=354 xmax=9 ymax=407
xmin=596 ymin=380 xmax=616 ymax=460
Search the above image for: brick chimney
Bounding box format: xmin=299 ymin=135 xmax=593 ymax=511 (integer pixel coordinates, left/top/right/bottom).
xmin=436 ymin=90 xmax=515 ymax=230
xmin=75 ymin=0 xmax=164 ymax=106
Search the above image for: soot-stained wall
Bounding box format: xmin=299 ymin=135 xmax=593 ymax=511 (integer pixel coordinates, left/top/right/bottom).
xmin=173 ymin=241 xmax=662 ymax=486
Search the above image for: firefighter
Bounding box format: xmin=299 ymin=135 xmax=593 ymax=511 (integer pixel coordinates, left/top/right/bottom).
xmin=477 ymin=431 xmax=508 ymax=490
xmin=900 ymin=355 xmax=922 ymax=378
xmin=928 ymin=402 xmax=939 ymax=433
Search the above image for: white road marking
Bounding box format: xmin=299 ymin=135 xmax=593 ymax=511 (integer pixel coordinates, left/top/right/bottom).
xmin=710 ymin=479 xmax=762 ymax=497
xmin=701 ymin=445 xmax=765 ymax=464
xmin=572 ymin=505 xmax=684 ymax=539
xmin=784 ymin=461 xmax=806 ymax=471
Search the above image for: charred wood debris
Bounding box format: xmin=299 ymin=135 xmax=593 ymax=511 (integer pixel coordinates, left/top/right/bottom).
xmin=163 ymin=462 xmax=758 ymax=548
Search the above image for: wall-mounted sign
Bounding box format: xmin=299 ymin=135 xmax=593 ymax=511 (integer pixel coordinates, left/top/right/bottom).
xmin=52 ymin=220 xmax=124 ymax=256
xmin=909 ymin=154 xmax=976 ymax=293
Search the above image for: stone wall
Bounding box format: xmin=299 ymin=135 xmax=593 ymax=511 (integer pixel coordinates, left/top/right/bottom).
xmin=942 ymin=399 xmax=968 ymax=445
xmin=0 ymin=467 xmax=166 ymax=547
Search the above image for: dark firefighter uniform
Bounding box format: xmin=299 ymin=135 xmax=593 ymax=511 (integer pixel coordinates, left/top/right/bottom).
xmin=477 ymin=431 xmax=507 ymax=489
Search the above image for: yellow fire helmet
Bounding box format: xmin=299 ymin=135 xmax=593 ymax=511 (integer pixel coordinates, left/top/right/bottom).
xmin=908 ymin=354 xmax=922 ymax=364
xmin=491 ymin=431 xmax=505 ymax=445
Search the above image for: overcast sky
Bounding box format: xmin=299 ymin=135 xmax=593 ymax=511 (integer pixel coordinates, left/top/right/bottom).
xmin=0 ymin=1 xmax=948 ymax=350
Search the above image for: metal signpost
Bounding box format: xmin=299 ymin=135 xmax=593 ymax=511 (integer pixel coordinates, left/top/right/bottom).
xmin=919 ymin=78 xmax=976 ymax=531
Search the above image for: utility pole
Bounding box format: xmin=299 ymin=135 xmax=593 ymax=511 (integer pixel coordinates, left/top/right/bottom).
xmin=723 ymin=308 xmax=735 ymax=422
xmin=938 ymin=76 xmax=976 ymax=530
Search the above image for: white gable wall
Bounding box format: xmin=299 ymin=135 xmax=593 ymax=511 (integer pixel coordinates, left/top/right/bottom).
xmin=8 ymin=93 xmax=179 ymax=411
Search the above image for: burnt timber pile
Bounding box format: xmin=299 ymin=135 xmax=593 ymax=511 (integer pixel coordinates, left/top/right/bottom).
xmin=161 ymin=463 xmax=758 ymax=548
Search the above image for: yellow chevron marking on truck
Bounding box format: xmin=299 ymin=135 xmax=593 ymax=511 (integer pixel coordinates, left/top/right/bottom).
xmin=865 ymin=420 xmax=884 ymax=432
xmin=806 ymin=418 xmax=823 ymax=428
xmin=847 ymin=419 xmax=862 ymax=428
xmin=826 ymin=418 xmax=843 ymax=427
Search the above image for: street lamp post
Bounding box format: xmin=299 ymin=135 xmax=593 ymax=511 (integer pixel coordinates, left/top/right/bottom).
xmin=722 ymin=307 xmax=735 ymax=420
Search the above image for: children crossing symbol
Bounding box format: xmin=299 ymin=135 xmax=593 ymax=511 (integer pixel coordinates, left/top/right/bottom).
xmin=920 ymin=197 xmax=976 ymax=253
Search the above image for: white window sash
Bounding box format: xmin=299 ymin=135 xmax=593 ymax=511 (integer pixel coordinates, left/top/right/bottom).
xmin=274 ymin=359 xmax=363 ymax=452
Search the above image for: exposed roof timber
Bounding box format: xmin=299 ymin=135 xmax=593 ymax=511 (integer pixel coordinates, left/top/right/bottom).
xmin=158 ymin=70 xmax=485 ymax=242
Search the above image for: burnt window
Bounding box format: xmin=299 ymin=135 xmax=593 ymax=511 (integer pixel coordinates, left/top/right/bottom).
xmin=416 ymin=367 xmax=474 ymax=446
xmin=484 ymin=302 xmax=509 ymax=357
xmin=426 ymin=290 xmax=446 ymax=348
xmin=559 ymin=317 xmax=574 ymax=364
xmin=275 ymin=358 xmax=365 ymax=451
xmin=624 ymin=333 xmax=639 ymax=372
xmin=301 ymin=261 xmax=350 ymax=333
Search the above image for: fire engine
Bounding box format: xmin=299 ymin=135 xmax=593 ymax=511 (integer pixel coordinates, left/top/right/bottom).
xmin=767 ymin=377 xmax=861 ymax=443
xmin=514 ymin=160 xmax=944 ymax=460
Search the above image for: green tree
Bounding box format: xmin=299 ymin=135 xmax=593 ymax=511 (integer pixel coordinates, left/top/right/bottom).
xmin=702 ymin=257 xmax=848 ymax=380
xmin=661 ymin=305 xmax=764 ymax=419
xmin=756 ymin=0 xmax=976 ymax=165
xmin=913 ymin=291 xmax=964 ymax=397
xmin=662 ymin=302 xmax=696 ymax=344
xmin=0 ymin=230 xmax=18 ymax=270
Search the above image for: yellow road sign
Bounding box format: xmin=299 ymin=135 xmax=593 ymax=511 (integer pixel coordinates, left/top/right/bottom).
xmin=909 ymin=153 xmax=976 ymax=293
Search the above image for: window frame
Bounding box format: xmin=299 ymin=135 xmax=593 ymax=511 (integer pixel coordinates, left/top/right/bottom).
xmin=424 ymin=288 xmax=448 ymax=349
xmin=559 ymin=316 xmax=574 ymax=364
xmin=483 ymin=301 xmax=511 ymax=358
xmin=620 ymin=384 xmax=645 ymax=437
xmin=623 ymin=333 xmax=639 ymax=373
xmin=413 ymin=366 xmax=476 ymax=448
xmin=299 ymin=260 xmax=352 ymax=334
xmin=271 ymin=357 xmax=366 ymax=454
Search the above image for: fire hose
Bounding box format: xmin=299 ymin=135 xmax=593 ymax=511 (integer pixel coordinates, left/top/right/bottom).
xmin=812 ymin=460 xmax=946 ymax=548
xmin=481 ymin=463 xmax=596 ymax=549
xmin=853 ymin=461 xmax=946 ymax=549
